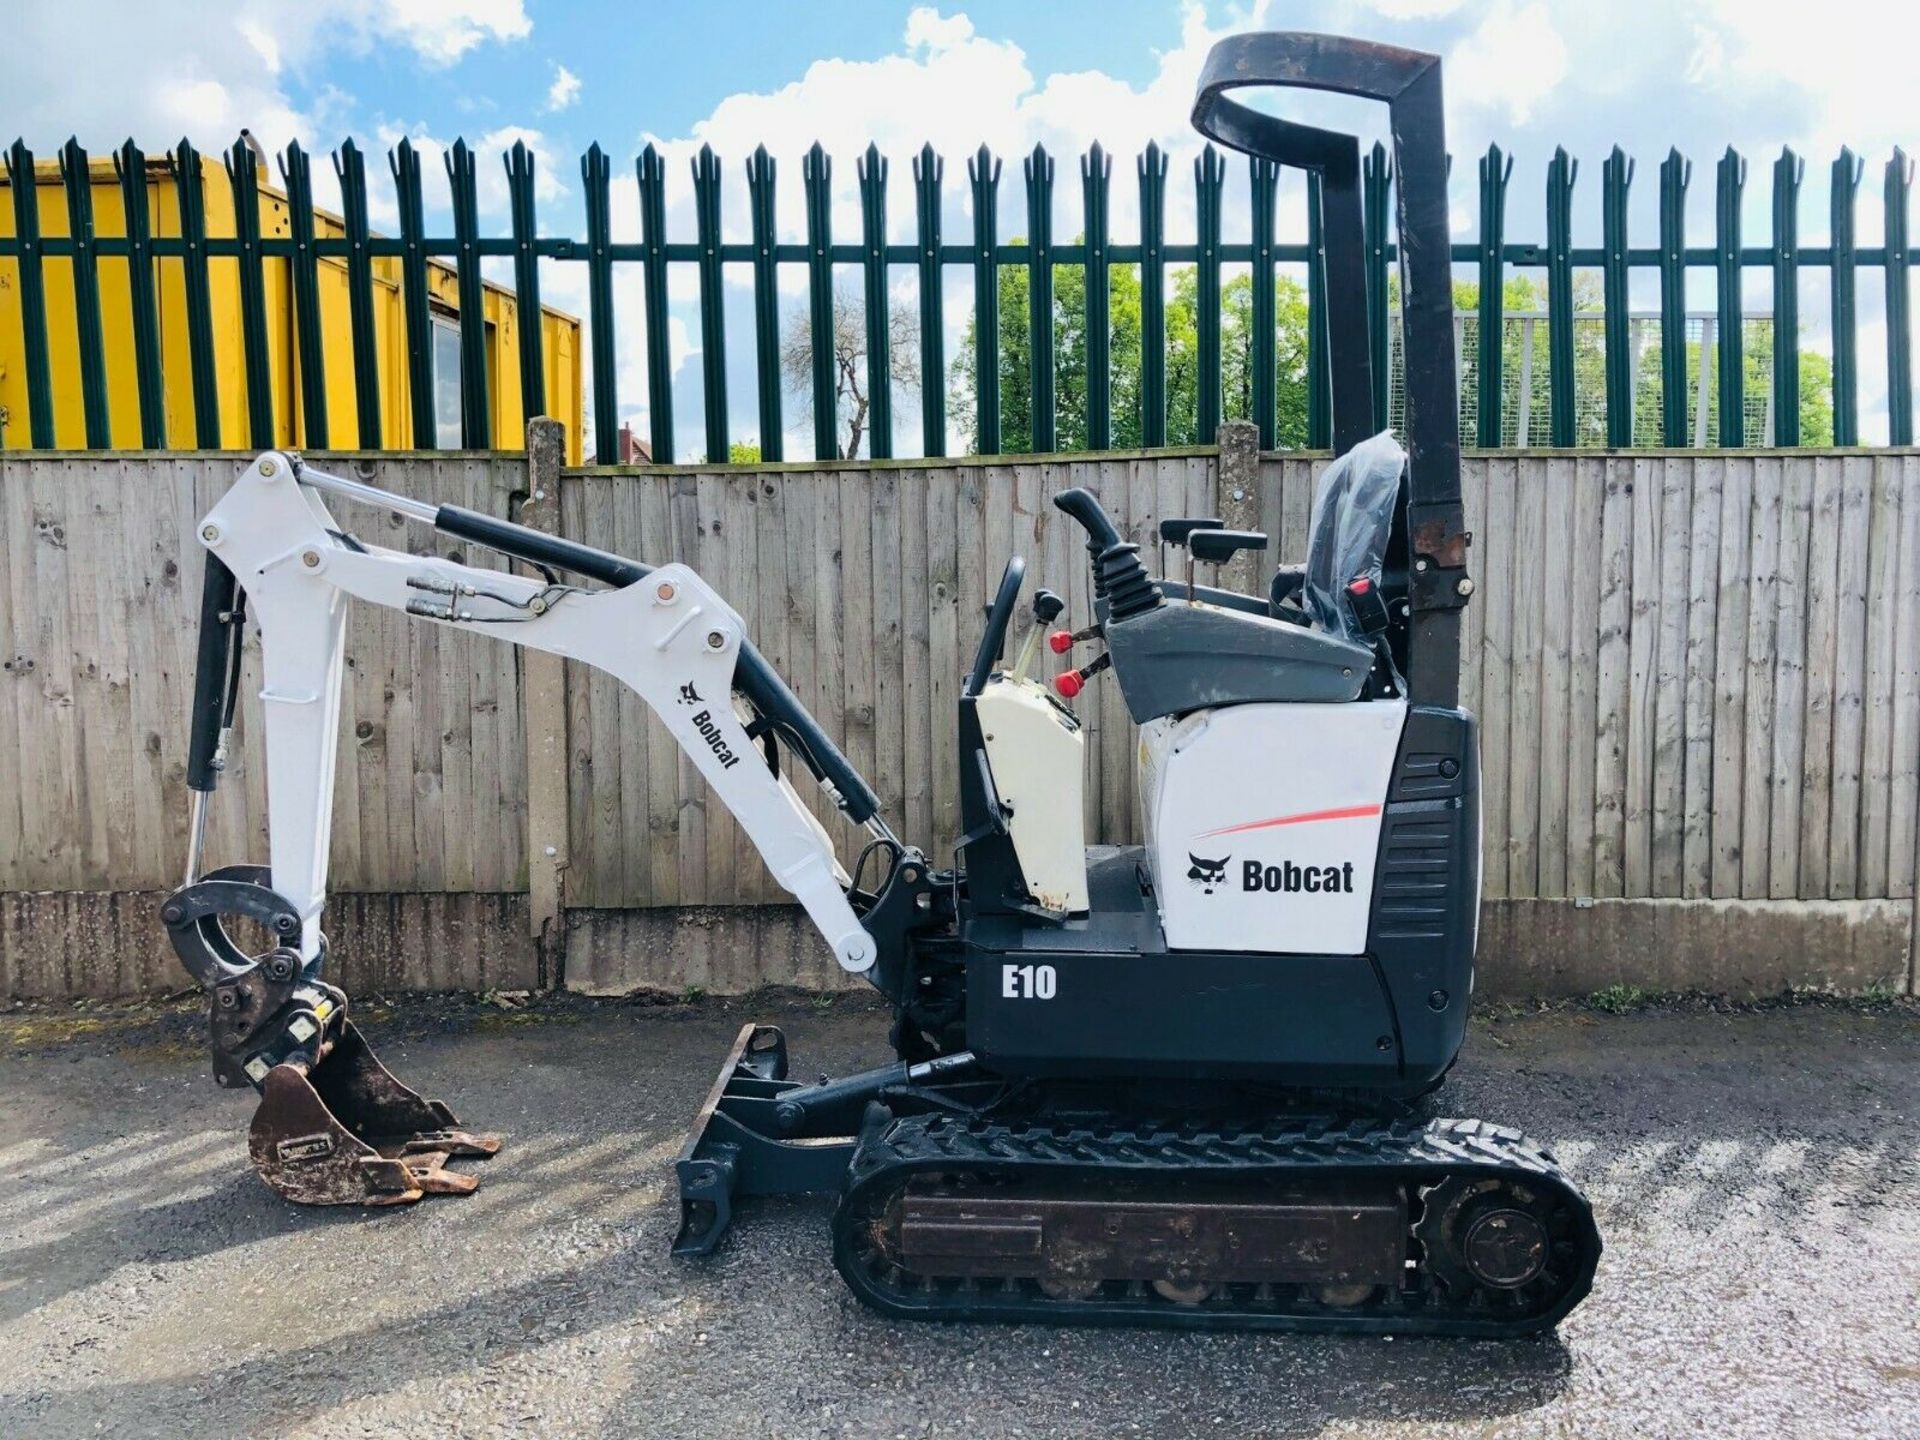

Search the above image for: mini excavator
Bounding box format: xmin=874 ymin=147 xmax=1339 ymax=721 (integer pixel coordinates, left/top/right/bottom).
xmin=164 ymin=32 xmax=1600 ymax=1334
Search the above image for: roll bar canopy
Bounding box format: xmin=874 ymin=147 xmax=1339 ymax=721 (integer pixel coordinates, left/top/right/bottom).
xmin=1192 ymin=32 xmax=1469 ymax=707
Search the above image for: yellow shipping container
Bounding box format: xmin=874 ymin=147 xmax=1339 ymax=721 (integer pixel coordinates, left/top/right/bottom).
xmin=0 ymin=153 xmax=582 ymax=461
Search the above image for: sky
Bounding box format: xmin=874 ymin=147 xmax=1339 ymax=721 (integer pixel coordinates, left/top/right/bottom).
xmin=6 ymin=0 xmax=1920 ymax=452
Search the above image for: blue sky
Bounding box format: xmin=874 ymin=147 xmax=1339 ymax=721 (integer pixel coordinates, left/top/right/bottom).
xmin=8 ymin=0 xmax=1919 ymax=450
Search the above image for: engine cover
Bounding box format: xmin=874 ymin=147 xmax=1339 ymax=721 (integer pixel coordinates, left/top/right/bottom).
xmin=1138 ymin=700 xmax=1407 ymax=954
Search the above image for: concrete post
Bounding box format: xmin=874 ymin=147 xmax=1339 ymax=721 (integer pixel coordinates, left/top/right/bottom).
xmin=520 ymin=418 xmax=569 ymax=985
xmin=1214 ymin=419 xmax=1264 ymax=597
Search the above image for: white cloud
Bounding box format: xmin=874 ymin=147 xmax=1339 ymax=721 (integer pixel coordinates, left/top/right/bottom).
xmin=546 ymin=63 xmax=582 ymax=112
xmin=0 ymin=0 xmax=533 ymax=164
xmin=379 ymin=0 xmax=532 ymax=66
xmin=904 ymin=5 xmax=975 ymax=51
xmin=1446 ymin=2 xmax=1569 ymax=127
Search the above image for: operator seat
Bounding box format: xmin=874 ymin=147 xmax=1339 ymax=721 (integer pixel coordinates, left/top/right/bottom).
xmin=1069 ymin=430 xmax=1408 ymax=725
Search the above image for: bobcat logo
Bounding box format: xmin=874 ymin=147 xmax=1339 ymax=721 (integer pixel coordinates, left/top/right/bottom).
xmin=677 ymin=682 xmax=702 ymax=706
xmin=1187 ymin=853 xmax=1231 ymax=895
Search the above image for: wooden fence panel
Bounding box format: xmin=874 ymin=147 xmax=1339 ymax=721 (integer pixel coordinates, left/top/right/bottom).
xmin=0 ymin=450 xmax=528 ymax=897
xmin=3 ymin=448 xmax=1916 ymax=984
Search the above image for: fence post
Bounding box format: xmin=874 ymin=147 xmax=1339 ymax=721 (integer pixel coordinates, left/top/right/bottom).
xmin=1215 ymin=420 xmax=1262 ymax=595
xmin=1602 ymin=147 xmax=1634 ymax=446
xmin=521 ymin=417 xmax=569 ymax=986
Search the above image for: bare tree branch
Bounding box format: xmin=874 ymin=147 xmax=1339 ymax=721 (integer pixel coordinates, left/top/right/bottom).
xmin=781 ymin=284 xmax=921 ymax=458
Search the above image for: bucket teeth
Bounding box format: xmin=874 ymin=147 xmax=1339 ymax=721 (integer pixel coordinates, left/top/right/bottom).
xmin=245 ymin=1021 xmax=499 ymax=1207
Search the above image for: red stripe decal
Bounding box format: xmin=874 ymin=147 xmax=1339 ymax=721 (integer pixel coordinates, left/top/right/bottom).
xmin=1198 ymin=803 xmax=1382 ymax=839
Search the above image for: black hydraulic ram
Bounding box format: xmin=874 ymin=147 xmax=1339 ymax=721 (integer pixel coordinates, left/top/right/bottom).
xmin=430 ymin=501 xmax=881 ymax=825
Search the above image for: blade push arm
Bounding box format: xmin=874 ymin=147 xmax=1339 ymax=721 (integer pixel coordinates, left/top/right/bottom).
xmin=192 ymin=452 xmax=881 ymax=975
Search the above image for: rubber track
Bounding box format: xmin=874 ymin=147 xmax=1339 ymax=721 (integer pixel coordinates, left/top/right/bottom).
xmin=832 ymin=1114 xmax=1602 ymax=1336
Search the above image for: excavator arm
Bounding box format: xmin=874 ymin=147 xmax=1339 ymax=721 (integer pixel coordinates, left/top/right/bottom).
xmin=167 ymin=450 xmax=897 ymax=1204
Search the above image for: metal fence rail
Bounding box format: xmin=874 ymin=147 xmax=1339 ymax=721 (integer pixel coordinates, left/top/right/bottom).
xmin=3 ymin=136 xmax=1917 ymax=458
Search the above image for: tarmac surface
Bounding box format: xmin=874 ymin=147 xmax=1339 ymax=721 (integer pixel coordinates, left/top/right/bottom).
xmin=0 ymin=991 xmax=1915 ymax=1439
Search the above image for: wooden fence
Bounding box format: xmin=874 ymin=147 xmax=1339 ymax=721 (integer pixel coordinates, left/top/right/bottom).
xmin=2 ymin=438 xmax=1916 ymax=996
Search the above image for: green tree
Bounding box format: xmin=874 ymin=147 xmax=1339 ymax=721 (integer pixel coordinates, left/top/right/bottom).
xmin=950 ymin=244 xmax=1313 ymax=452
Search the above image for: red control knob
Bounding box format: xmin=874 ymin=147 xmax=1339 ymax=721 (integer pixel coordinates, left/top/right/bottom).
xmin=1053 ymin=669 xmax=1085 ymax=699
xmin=1048 ymin=629 xmax=1075 ymax=655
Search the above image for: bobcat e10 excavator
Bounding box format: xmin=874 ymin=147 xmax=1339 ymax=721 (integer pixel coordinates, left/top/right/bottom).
xmin=163 ymin=32 xmax=1601 ymax=1335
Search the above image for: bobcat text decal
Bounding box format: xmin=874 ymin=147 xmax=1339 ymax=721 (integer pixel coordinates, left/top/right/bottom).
xmin=687 ymin=709 xmax=743 ymax=769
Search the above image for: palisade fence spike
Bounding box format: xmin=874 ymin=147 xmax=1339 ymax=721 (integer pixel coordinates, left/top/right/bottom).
xmin=858 ymin=142 xmax=893 ymax=460
xmin=6 ymin=139 xmax=54 ymax=447
xmin=279 ymin=140 xmax=329 ymax=449
xmin=1830 ymin=147 xmax=1862 ymax=445
xmin=1249 ymin=152 xmax=1278 ymax=448
xmin=581 ymin=142 xmax=618 ymax=462
xmin=390 ymin=137 xmax=436 ymax=448
xmin=1714 ymin=147 xmax=1746 ymax=447
xmin=1771 ymin=148 xmax=1803 ymax=446
xmin=1194 ymin=143 xmax=1225 ymax=445
xmin=1885 ymin=147 xmax=1913 ymax=445
xmin=171 ymin=137 xmax=221 ymax=447
xmin=115 ymin=138 xmax=166 ymax=448
xmin=1601 ymin=145 xmax=1634 ymax=446
xmin=1082 ymin=140 xmax=1114 ymax=450
xmin=226 ymin=134 xmax=274 ymax=448
xmin=1362 ymin=141 xmax=1392 ymax=433
xmin=638 ymin=142 xmax=675 ymax=462
xmin=334 ymin=138 xmax=383 ymax=446
xmin=913 ymin=142 xmax=946 ymax=456
xmin=1475 ymin=143 xmax=1512 ymax=447
xmin=802 ymin=140 xmax=838 ymax=459
xmin=1545 ymin=147 xmax=1577 ymax=445
xmin=1025 ymin=142 xmax=1057 ymax=452
xmin=692 ymin=142 xmax=728 ymax=462
xmin=748 ymin=144 xmax=784 ymax=460
xmin=445 ymin=138 xmax=491 ymax=447
xmin=1658 ymin=147 xmax=1691 ymax=446
xmin=969 ymin=143 xmax=1002 ymax=454
xmin=505 ymin=138 xmax=547 ymax=431
xmin=58 ymin=137 xmax=109 ymax=447
xmin=1139 ymin=140 xmax=1168 ymax=446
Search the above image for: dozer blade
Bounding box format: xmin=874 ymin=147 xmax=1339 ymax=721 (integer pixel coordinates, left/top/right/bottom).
xmin=246 ymin=1021 xmax=500 ymax=1207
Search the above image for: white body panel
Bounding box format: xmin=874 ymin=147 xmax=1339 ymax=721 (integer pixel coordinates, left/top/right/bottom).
xmin=977 ymin=675 xmax=1089 ymax=912
xmin=197 ymin=453 xmax=877 ymax=973
xmin=1138 ymin=700 xmax=1407 ymax=954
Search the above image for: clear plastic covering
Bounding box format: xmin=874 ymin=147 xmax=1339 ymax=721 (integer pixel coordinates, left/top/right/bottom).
xmin=1302 ymin=429 xmax=1406 ymax=646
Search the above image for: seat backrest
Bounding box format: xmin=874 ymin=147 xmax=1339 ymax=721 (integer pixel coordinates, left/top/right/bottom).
xmin=1300 ymin=430 xmax=1406 ymax=645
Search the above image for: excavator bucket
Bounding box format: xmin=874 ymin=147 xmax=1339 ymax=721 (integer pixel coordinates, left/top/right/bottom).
xmin=246 ymin=1021 xmax=500 ymax=1207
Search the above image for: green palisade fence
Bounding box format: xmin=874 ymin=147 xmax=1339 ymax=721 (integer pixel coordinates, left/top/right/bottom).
xmin=6 ymin=134 xmax=1920 ymax=456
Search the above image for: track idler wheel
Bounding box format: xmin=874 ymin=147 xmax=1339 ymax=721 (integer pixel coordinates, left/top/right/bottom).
xmin=248 ymin=1021 xmax=500 ymax=1207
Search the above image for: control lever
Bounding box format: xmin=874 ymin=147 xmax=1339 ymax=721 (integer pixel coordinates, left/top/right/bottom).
xmin=1009 ymin=588 xmax=1066 ymax=683
xmin=1053 ymin=651 xmax=1112 ymax=700
xmin=1159 ymin=516 xmax=1224 ymax=604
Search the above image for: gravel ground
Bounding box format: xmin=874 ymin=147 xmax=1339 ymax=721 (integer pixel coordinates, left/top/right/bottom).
xmin=0 ymin=992 xmax=1915 ymax=1440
